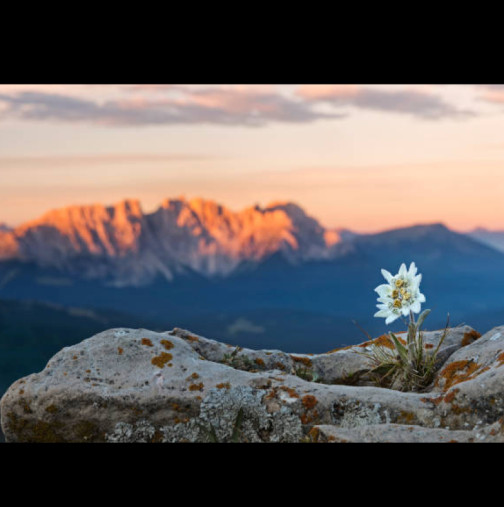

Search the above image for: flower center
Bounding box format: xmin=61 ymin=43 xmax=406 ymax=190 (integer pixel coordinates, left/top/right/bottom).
xmin=391 ymin=277 xmax=413 ymax=307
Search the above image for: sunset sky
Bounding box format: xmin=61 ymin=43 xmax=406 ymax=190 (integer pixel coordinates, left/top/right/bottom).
xmin=1 ymin=84 xmax=504 ymax=232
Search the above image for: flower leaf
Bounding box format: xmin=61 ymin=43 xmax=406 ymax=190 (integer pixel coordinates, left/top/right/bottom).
xmin=389 ymin=332 xmax=409 ymax=364
xmin=416 ymin=309 xmax=431 ymax=331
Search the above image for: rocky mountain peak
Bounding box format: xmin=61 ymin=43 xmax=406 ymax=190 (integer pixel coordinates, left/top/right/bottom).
xmin=0 ymin=197 xmax=339 ymax=282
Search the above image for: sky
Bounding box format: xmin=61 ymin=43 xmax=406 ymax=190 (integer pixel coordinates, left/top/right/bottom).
xmin=1 ymin=84 xmax=504 ymax=232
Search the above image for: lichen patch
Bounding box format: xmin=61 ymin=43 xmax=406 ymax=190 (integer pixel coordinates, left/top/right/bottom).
xmin=151 ymin=352 xmax=173 ymax=368
xmin=160 ymin=339 xmax=174 ymax=350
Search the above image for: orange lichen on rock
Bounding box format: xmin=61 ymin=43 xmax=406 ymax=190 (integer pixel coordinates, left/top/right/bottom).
xmin=398 ymin=411 xmax=416 ymax=424
xmin=430 ymin=395 xmax=445 ymax=406
xmin=369 ymin=334 xmax=395 ymax=349
xmin=436 ymin=360 xmax=481 ymax=391
xmin=307 ymin=426 xmax=320 ymax=442
xmin=279 ymin=386 xmax=299 ymax=398
xmin=141 ymin=338 xmax=153 ymax=347
xmin=160 ymin=339 xmax=174 ymax=350
xmin=301 ymin=409 xmax=319 ymax=425
xmin=274 ymin=362 xmax=286 ymax=370
xmin=216 ymin=382 xmax=231 ymax=389
xmin=265 ymin=388 xmax=278 ymax=400
xmin=443 ymin=388 xmax=460 ymax=404
xmin=498 ymin=352 xmax=504 ymax=367
xmin=358 ymin=334 xmax=406 ymax=349
xmin=254 ymin=357 xmax=265 ymax=367
xmin=302 ymin=394 xmax=318 ymax=410
xmin=424 ymin=343 xmax=434 ymax=349
xmin=461 ymin=329 xmax=481 ymax=347
xmin=185 ymin=334 xmax=199 ymax=342
xmin=326 ymin=345 xmax=354 ymax=353
xmin=450 ymin=404 xmax=471 ymax=415
xmin=151 ymin=352 xmax=173 ymax=368
xmin=188 ymin=382 xmax=204 ymax=392
xmin=117 ymin=347 xmax=123 ymax=355
xmin=290 ymin=355 xmax=312 ymax=367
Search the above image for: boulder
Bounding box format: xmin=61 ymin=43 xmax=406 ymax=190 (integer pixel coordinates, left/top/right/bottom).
xmin=1 ymin=325 xmax=503 ymax=443
xmin=310 ymin=324 xmax=480 ymax=385
xmin=311 ymin=422 xmax=503 ymax=443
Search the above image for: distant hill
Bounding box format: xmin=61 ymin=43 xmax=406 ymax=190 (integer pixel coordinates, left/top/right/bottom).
xmin=0 ymin=298 xmax=165 ymax=395
xmin=0 ymin=297 xmax=168 ymax=442
xmin=468 ymin=227 xmax=504 ymax=253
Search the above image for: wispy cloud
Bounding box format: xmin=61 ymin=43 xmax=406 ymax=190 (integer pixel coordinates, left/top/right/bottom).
xmin=0 ymin=84 xmax=479 ymax=128
xmin=477 ymin=84 xmax=504 ymax=104
xmin=0 ymin=87 xmax=343 ymax=128
xmin=297 ymin=85 xmax=476 ymax=120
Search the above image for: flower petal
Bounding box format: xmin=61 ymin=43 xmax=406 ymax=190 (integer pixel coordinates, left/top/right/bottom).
xmin=377 ymin=296 xmax=392 ymax=304
xmin=410 ymin=301 xmax=422 ymax=313
xmin=385 ymin=313 xmax=400 ymax=325
xmin=381 ymin=269 xmax=393 ymax=283
xmin=408 ymin=262 xmax=417 ymax=277
xmin=374 ymin=309 xmax=390 ymax=318
xmin=398 ymin=263 xmax=407 ymax=277
xmin=374 ymin=284 xmax=391 ymax=297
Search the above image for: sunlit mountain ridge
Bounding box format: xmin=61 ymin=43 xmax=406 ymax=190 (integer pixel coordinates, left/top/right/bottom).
xmin=0 ymin=197 xmax=352 ymax=285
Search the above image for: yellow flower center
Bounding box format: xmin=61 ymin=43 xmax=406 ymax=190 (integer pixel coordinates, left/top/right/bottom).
xmin=395 ymin=279 xmax=404 ymax=288
xmin=393 ymin=299 xmax=402 ymax=308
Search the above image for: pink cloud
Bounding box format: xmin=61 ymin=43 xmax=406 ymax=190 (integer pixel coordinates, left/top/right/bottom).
xmin=296 ymin=85 xmax=360 ymax=100
xmin=478 ymin=85 xmax=504 ymax=104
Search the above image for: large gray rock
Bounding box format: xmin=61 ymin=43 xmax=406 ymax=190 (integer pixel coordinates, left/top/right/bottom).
xmin=425 ymin=325 xmax=504 ymax=430
xmin=311 ymin=422 xmax=503 ymax=443
xmin=1 ymin=325 xmax=503 ymax=443
xmin=309 ymin=324 xmax=480 ymax=385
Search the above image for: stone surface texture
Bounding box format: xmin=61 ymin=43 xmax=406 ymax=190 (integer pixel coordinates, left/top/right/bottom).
xmin=1 ymin=324 xmax=503 ymax=443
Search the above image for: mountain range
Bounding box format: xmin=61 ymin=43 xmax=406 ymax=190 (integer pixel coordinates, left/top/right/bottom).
xmin=3 ymin=196 xmax=500 ymax=286
xmin=0 ymin=198 xmax=353 ymax=286
xmin=1 ymin=197 xmax=504 ymax=353
xmin=467 ymin=227 xmax=504 ymax=253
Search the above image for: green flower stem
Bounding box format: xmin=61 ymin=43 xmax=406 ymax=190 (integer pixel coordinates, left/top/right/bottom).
xmin=406 ymin=311 xmax=417 ymax=374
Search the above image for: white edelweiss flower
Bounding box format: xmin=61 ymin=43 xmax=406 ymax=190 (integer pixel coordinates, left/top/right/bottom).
xmin=373 ymin=261 xmax=426 ymax=325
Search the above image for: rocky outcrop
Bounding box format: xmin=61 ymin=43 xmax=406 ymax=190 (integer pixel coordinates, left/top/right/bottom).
xmin=1 ymin=324 xmax=503 ymax=443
